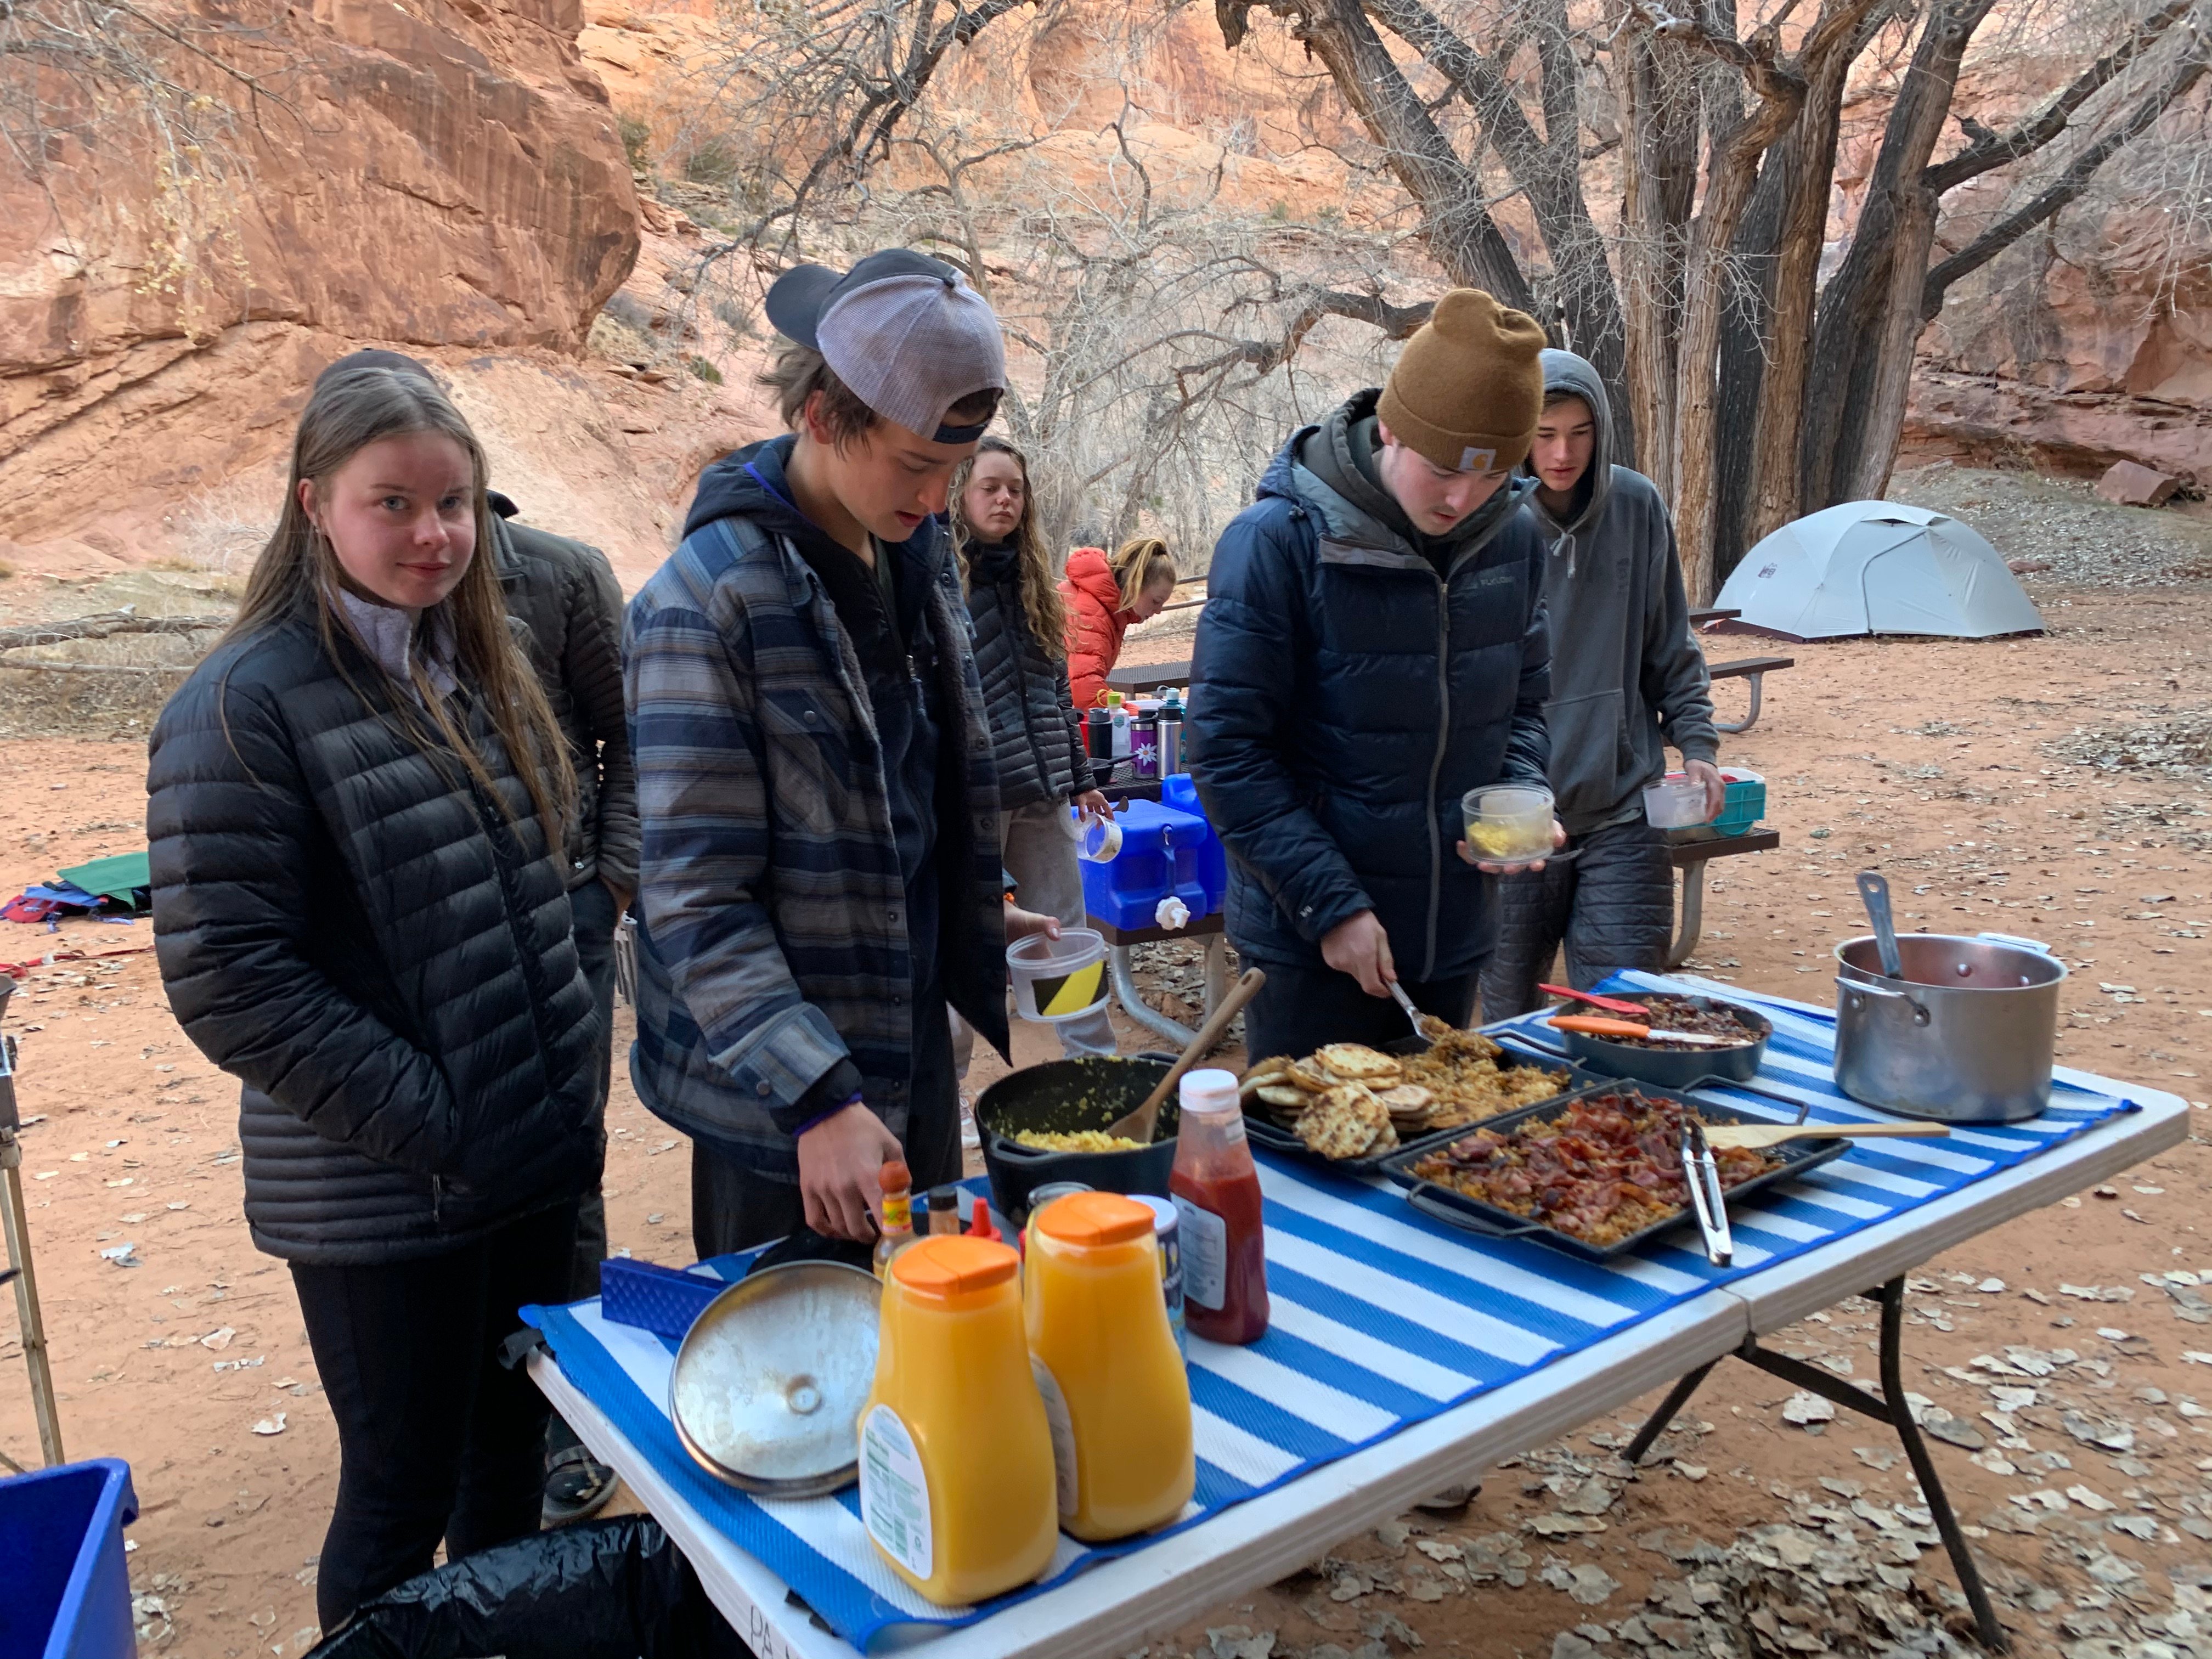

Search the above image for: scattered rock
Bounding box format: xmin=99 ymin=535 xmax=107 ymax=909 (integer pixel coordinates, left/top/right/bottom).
xmin=1780 ymin=1393 xmax=1837 ymax=1426
xmin=2094 ymin=460 xmax=2180 ymax=509
xmin=2061 ymin=1410 xmax=2137 ymax=1452
xmin=1541 ymin=1561 xmax=1622 ymax=1606
xmin=1206 ymin=1626 xmax=1277 ymax=1659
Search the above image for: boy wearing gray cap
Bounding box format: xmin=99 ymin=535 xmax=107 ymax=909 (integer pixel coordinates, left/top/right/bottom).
xmin=624 ymin=251 xmax=1015 ymax=1252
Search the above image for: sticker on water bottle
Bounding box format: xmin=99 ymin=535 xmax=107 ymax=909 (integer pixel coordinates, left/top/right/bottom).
xmin=859 ymin=1404 xmax=932 ymax=1579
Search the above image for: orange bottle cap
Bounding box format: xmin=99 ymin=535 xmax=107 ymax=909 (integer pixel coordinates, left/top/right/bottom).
xmin=1034 ymin=1190 xmax=1155 ymax=1248
xmin=890 ymin=1235 xmax=1019 ymax=1300
xmin=878 ymin=1159 xmax=912 ymax=1193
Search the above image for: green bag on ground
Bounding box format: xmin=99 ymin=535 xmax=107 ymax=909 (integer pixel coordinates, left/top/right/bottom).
xmin=57 ymin=852 xmax=153 ymax=910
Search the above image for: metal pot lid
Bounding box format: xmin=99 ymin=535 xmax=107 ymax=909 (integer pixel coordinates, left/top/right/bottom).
xmin=669 ymin=1260 xmax=881 ymax=1497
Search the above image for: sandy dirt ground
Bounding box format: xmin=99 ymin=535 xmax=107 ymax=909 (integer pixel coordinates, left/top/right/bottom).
xmin=1 ymin=466 xmax=2208 ymax=1658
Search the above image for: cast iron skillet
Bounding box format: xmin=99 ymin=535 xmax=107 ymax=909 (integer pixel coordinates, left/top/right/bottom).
xmin=973 ymin=1053 xmax=1178 ymax=1221
xmin=1544 ymin=992 xmax=1771 ymax=1090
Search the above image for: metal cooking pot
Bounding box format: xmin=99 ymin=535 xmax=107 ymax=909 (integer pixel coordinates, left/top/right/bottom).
xmin=1833 ymin=932 xmax=2065 ymax=1124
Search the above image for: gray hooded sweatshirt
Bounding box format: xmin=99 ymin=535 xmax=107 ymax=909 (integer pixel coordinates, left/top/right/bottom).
xmin=1526 ymin=349 xmax=1720 ymax=836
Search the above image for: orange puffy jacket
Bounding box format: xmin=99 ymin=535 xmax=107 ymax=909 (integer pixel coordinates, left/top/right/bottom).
xmin=1058 ymin=545 xmax=1130 ymax=710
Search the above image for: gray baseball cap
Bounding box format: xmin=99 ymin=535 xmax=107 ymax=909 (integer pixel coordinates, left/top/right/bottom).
xmin=765 ymin=249 xmax=1006 ymax=444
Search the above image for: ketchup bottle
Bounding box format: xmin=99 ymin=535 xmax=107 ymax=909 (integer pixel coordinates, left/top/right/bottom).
xmin=1169 ymin=1069 xmax=1268 ymax=1344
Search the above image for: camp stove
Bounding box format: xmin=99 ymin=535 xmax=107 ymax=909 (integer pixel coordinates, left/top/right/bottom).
xmin=1 ymin=975 xmax=67 ymax=1469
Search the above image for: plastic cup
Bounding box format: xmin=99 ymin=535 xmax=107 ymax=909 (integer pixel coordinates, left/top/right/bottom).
xmin=1007 ymin=927 xmax=1109 ymax=1022
xmin=1461 ymin=783 xmax=1554 ymax=864
xmin=1073 ymin=810 xmax=1123 ymax=862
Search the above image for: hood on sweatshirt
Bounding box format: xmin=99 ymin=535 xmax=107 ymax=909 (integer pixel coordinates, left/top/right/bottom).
xmin=1275 ymin=387 xmax=1534 ymax=572
xmin=1527 ymin=349 xmax=1616 ymax=575
xmin=682 ymin=431 xmax=944 ymax=580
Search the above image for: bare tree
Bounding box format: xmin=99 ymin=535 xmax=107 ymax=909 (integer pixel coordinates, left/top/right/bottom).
xmin=2 ymin=0 xmax=287 ymax=312
xmin=1210 ymin=0 xmax=2210 ymax=596
xmin=665 ymin=2 xmax=1432 ymax=563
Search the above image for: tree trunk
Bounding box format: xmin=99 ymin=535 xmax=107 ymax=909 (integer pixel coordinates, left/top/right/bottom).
xmin=1712 ymin=153 xmax=1788 ymax=578
xmin=1615 ymin=30 xmax=1702 ymax=490
xmin=1800 ymin=0 xmax=1996 ymax=512
xmin=1743 ymin=8 xmax=1879 ymax=546
xmin=1671 ymin=84 xmax=1805 ymax=600
xmin=1363 ymin=0 xmax=1637 ymax=459
xmin=1223 ymin=0 xmax=1534 ymax=308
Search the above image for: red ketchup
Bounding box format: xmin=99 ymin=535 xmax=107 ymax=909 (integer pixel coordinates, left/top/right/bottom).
xmin=1169 ymin=1068 xmax=1269 ymax=1344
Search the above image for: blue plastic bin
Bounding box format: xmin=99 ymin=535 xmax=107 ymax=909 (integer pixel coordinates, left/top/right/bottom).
xmin=1709 ymin=767 xmax=1767 ymax=837
xmin=1080 ymin=798 xmax=1213 ymax=930
xmin=0 ymin=1458 xmax=139 ymax=1659
xmin=1157 ymin=775 xmax=1228 ymax=917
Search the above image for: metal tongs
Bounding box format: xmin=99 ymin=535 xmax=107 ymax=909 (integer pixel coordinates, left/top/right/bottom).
xmin=1679 ymin=1119 xmax=1734 ymax=1267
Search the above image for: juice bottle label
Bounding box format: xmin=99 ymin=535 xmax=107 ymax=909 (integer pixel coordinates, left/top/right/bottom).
xmin=859 ymin=1404 xmax=932 ymax=1580
xmin=1175 ymin=1196 xmax=1227 ymax=1312
xmin=1029 ymin=1357 xmax=1081 ymax=1519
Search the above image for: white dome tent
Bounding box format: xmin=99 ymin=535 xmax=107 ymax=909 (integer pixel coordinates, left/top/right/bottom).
xmin=1714 ymin=500 xmax=2044 ymax=641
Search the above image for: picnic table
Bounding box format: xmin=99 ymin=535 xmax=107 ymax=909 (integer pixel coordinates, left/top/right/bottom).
xmin=528 ymin=974 xmax=2186 ymax=1659
xmin=1102 ymin=659 xmax=1190 ymax=697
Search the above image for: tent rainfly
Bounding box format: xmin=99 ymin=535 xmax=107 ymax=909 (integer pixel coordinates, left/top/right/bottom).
xmin=1714 ymin=500 xmax=2045 ymax=641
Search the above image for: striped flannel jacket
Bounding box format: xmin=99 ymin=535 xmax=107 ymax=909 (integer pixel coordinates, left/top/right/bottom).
xmin=623 ymin=511 xmax=1010 ymax=1175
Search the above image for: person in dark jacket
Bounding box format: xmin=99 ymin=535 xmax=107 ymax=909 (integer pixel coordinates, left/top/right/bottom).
xmin=625 ymin=249 xmax=1014 ymax=1254
xmin=950 ymin=436 xmax=1115 ymax=1069
xmin=1479 ymin=351 xmax=1723 ymax=1017
xmin=1191 ymin=288 xmax=1561 ymax=1062
xmin=148 ymin=366 xmax=599 ymax=1630
xmin=311 ymin=350 xmax=639 ymax=1523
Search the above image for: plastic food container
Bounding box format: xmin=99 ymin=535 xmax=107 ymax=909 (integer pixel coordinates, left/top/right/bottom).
xmin=1642 ymin=774 xmax=1713 ymax=828
xmin=1008 ymin=926 xmax=1109 ymax=1023
xmin=1709 ymin=768 xmax=1767 ymax=836
xmin=1071 ymin=809 xmax=1123 ymax=863
xmin=1461 ymin=783 xmax=1555 ymax=864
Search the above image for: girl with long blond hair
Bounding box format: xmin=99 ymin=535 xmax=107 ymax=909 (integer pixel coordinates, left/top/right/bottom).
xmin=1060 ymin=532 xmax=1178 ymax=710
xmin=148 ymin=364 xmax=602 ymax=1630
xmin=950 ymin=436 xmax=1115 ymax=1069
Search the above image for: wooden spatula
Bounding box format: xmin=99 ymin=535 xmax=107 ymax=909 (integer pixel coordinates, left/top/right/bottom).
xmin=1701 ymin=1120 xmax=1951 ymax=1151
xmin=1105 ymin=967 xmax=1268 ymax=1146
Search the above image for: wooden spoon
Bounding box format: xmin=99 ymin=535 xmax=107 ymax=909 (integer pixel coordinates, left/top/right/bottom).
xmin=1105 ymin=967 xmax=1268 ymax=1146
xmin=1702 ymin=1120 xmax=1951 ymax=1151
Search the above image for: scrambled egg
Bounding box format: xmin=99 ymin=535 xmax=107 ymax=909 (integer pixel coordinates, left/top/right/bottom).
xmin=1010 ymin=1129 xmax=1146 ymax=1153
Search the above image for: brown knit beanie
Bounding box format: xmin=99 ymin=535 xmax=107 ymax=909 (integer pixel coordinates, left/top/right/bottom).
xmin=1376 ymin=289 xmax=1548 ymax=473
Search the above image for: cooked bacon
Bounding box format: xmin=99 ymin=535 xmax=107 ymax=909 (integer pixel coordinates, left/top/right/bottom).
xmin=1406 ymin=1090 xmax=1785 ymax=1245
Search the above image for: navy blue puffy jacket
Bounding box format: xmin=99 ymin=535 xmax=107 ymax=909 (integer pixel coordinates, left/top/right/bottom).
xmin=1190 ymin=410 xmax=1552 ymax=982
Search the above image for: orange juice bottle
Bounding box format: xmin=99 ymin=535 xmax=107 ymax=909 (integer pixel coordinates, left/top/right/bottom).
xmin=860 ymin=1236 xmax=1059 ymax=1605
xmin=1024 ymin=1192 xmax=1195 ymax=1541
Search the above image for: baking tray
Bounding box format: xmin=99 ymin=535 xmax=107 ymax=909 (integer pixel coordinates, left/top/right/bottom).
xmin=1242 ymin=1032 xmax=1605 ymax=1176
xmin=1376 ymin=1081 xmax=1852 ymax=1262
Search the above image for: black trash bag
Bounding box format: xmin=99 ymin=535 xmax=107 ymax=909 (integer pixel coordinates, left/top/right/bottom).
xmin=304 ymin=1516 xmax=757 ymax=1659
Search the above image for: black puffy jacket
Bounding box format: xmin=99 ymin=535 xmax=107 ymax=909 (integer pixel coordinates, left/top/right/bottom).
xmin=1190 ymin=392 xmax=1551 ymax=982
xmin=963 ymin=540 xmax=1094 ymax=812
xmin=492 ymin=498 xmax=639 ymax=894
xmin=148 ymin=603 xmax=602 ymax=1265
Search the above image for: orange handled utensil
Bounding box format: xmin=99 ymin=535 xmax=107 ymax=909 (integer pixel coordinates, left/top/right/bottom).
xmin=1540 ymin=983 xmax=1647 ymax=1017
xmin=1548 ymin=1014 xmax=1737 ymax=1047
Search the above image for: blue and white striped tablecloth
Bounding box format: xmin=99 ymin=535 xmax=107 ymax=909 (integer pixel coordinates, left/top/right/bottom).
xmin=526 ymin=971 xmax=2137 ymax=1649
